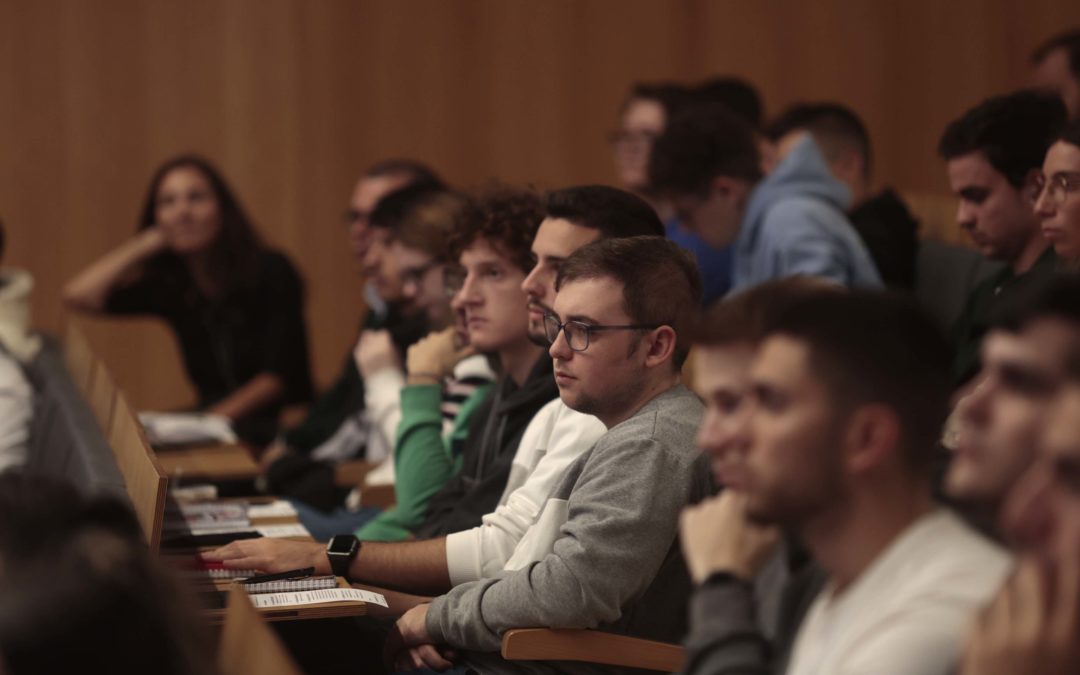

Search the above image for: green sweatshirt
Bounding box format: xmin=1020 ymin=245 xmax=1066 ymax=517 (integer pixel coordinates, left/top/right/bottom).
xmin=356 ymin=381 xmax=494 ymax=541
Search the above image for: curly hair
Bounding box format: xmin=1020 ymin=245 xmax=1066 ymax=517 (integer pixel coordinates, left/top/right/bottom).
xmin=448 ymin=185 xmax=544 ymax=273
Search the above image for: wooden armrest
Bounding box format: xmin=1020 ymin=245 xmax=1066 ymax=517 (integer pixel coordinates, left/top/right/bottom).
xmin=333 ymin=460 xmax=377 ymax=487
xmin=500 ymin=629 xmax=684 ymax=673
xmin=359 ymin=483 xmax=396 ymax=508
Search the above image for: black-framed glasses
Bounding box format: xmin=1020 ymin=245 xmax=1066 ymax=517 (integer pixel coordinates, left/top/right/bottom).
xmin=443 ymin=265 xmax=467 ymax=298
xmin=543 ymin=313 xmax=658 ymax=352
xmin=1035 ymin=171 xmax=1080 ymax=204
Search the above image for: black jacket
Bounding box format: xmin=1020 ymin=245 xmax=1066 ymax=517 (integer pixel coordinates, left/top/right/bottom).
xmin=849 ymin=189 xmax=920 ymax=291
xmin=416 ymin=353 xmax=557 ymax=538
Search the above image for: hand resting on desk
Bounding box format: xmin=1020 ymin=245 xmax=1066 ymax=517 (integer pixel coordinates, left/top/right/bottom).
xmin=203 ymin=538 xmax=330 ymax=575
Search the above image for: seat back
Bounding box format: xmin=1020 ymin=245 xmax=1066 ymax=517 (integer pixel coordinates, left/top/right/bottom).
xmin=109 ymin=392 xmax=168 ymax=551
xmin=218 ymin=587 xmax=302 ymax=675
xmin=87 ymin=358 xmax=117 ymax=433
xmin=62 ymin=318 xmax=95 ymax=396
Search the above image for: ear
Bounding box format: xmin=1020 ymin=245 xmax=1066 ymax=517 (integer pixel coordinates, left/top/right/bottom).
xmin=833 ymin=150 xmax=865 ymax=185
xmin=842 ymin=404 xmax=900 ymax=476
xmin=642 ymin=325 xmax=678 ymax=370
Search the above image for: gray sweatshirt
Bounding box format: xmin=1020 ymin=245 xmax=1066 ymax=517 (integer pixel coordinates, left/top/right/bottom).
xmin=426 ymin=384 xmax=710 ymax=675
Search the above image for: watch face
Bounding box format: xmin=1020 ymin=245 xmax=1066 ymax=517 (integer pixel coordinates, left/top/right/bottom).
xmin=328 ymin=535 xmax=357 ymax=555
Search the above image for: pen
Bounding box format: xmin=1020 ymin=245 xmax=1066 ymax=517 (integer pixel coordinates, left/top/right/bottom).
xmin=239 ymin=566 xmax=315 ymax=585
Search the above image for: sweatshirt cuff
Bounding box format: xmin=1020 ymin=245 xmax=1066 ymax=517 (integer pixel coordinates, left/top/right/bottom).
xmin=426 ymin=594 xmax=452 ymax=645
xmin=446 ymin=528 xmax=484 ymax=586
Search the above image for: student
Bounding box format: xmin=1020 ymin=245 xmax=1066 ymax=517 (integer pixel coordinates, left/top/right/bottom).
xmin=1032 ymin=30 xmax=1080 ymax=120
xmin=649 ymin=103 xmax=882 ymax=293
xmin=0 ymin=218 xmax=35 ymax=473
xmin=385 ymin=236 xmax=709 ymax=674
xmin=62 ymin=155 xmax=313 ymax=445
xmin=683 ymin=293 xmax=1011 ymax=675
xmin=285 ymin=187 xmax=498 ymax=540
xmin=0 ymin=474 xmax=214 ymax=675
xmin=261 ymin=159 xmax=441 ymax=471
xmin=960 ymin=362 xmax=1080 ymax=674
xmin=680 ymin=279 xmax=838 ymax=675
xmin=1034 ymin=119 xmax=1080 ymax=262
xmin=610 ymin=81 xmax=734 ymax=305
xmin=938 ymin=90 xmax=1066 ymax=383
xmin=205 ymin=185 xmax=666 ymax=606
xmin=768 ymin=103 xmax=920 ymax=290
xmin=945 ymin=274 xmax=1080 ymax=534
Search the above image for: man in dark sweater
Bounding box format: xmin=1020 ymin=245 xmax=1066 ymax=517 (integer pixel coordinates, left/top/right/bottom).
xmin=261 ymin=160 xmax=441 ymax=469
xmin=939 ymin=90 xmax=1067 ymax=384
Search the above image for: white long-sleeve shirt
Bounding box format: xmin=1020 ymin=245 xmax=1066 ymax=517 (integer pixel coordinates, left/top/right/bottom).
xmin=445 ymin=397 xmax=606 ymax=585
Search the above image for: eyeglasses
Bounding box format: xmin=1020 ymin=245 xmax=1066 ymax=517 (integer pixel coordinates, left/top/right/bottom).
xmin=1035 ymin=171 xmax=1080 ymax=205
xmin=443 ymin=266 xmax=467 ymax=298
xmin=543 ymin=313 xmax=658 ymax=352
xmin=607 ymin=130 xmax=660 ymax=149
xmin=401 ymin=260 xmax=440 ymax=288
xmin=343 ymin=208 xmax=370 ymax=226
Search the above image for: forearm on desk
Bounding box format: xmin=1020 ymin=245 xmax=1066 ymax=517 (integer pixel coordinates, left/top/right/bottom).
xmin=208 ymin=372 xmax=284 ymax=421
xmin=349 ymin=537 xmax=452 ymax=596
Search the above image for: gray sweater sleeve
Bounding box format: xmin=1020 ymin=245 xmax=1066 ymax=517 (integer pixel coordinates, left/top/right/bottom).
xmin=426 ymin=433 xmax=694 ymax=651
xmin=681 ymin=578 xmax=773 ymax=675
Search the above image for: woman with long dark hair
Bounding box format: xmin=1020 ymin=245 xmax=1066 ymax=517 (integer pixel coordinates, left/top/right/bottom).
xmin=63 ymin=155 xmax=313 ymax=443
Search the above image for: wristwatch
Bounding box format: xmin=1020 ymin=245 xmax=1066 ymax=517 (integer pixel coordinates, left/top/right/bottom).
xmin=326 ymin=534 xmax=360 ymax=579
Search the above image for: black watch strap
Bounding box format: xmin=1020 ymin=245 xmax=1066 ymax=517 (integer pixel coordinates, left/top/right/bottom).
xmin=327 ymin=535 xmax=360 ymax=579
xmin=702 ymin=570 xmax=751 ymax=588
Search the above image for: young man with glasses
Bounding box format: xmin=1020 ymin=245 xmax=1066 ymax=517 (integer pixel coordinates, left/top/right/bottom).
xmin=938 ymin=90 xmax=1067 ymax=384
xmin=1035 ymin=120 xmax=1080 ymax=263
xmin=260 ymin=160 xmax=441 ymax=474
xmin=384 ymin=235 xmax=709 ymax=674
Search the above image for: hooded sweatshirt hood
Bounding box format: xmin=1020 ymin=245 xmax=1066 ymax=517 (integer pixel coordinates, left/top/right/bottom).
xmin=733 ymin=136 xmax=882 ymax=291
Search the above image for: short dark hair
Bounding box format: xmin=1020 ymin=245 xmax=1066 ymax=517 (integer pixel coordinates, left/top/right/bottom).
xmin=556 ymin=236 xmax=702 ymax=368
xmin=1032 ymin=30 xmax=1080 ymax=78
xmin=938 ymin=90 xmax=1067 ymax=188
xmin=544 ymin=185 xmax=664 ymax=239
xmin=364 ymin=158 xmax=444 ymax=189
xmin=448 ymin=185 xmax=544 ymax=274
xmin=649 ymin=103 xmax=763 ymax=196
xmin=766 ymin=292 xmax=953 ymax=472
xmin=693 ymin=277 xmax=844 ymax=347
xmin=767 ymin=103 xmax=873 ymax=179
xmin=1059 ymin=117 xmax=1080 ymax=150
xmin=369 ymin=184 xmax=468 ymax=262
xmin=0 ymin=474 xmax=213 ymax=675
xmin=369 ymin=183 xmax=446 ymax=231
xmin=694 ymin=77 xmax=764 ymax=130
xmin=991 ymin=272 xmax=1080 ymax=333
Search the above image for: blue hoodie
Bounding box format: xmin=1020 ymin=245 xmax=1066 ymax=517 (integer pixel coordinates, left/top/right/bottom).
xmin=732 ymin=136 xmax=883 ymax=292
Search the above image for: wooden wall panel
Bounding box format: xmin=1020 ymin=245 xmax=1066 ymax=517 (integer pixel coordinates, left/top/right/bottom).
xmin=2 ymin=0 xmax=1080 ymax=409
